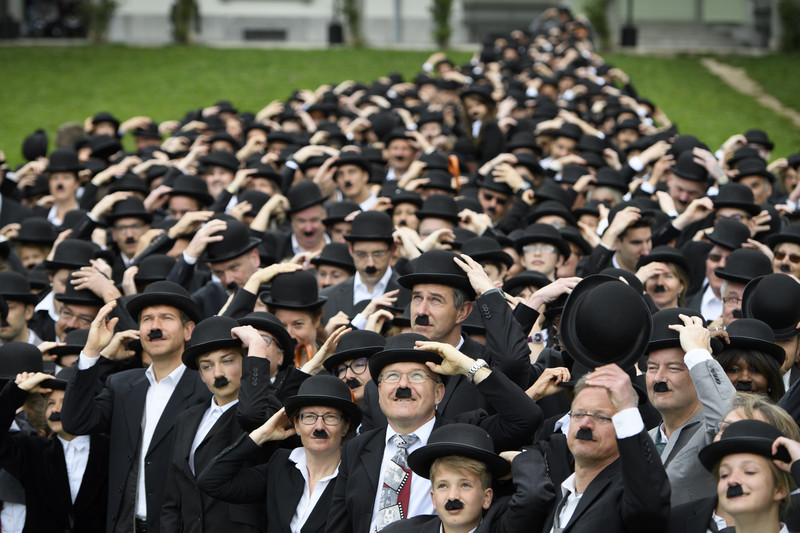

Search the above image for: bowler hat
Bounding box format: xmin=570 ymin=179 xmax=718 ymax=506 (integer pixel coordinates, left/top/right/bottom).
xmin=743 ymin=274 xmax=800 ymax=340
xmin=553 ymin=123 xmax=582 ymax=142
xmin=706 ymin=219 xmax=750 ymax=251
xmin=670 ymin=151 xmax=710 ymax=183
xmin=419 ymin=170 xmax=456 ymax=195
xmin=513 ymin=152 xmax=543 ymax=176
xmin=733 ymin=158 xmax=776 ymax=184
xmin=126 ymin=280 xmax=203 ymax=324
xmin=182 ymin=316 xmax=242 ymax=369
xmin=713 ymin=183 xmax=760 ymax=216
xmin=383 ymin=128 xmax=415 ymax=146
xmin=89 ymin=134 xmax=123 ymax=160
xmin=477 ymin=173 xmax=514 ymax=196
xmin=238 ymin=190 xmax=271 ymax=217
xmin=22 ymin=129 xmax=48 ymax=161
xmin=133 ymin=254 xmax=176 ymax=285
xmin=286 ymin=181 xmax=327 ymax=215
xmin=332 ymin=152 xmax=372 ymax=173
xmin=249 ymin=162 xmax=282 ymax=185
xmin=767 ymin=223 xmax=800 ymax=249
xmin=561 ymin=275 xmax=652 ymax=370
xmin=310 ymin=243 xmax=355 ymax=273
xmin=534 ymin=180 xmax=572 ymax=208
xmin=461 ymin=237 xmax=513 ymax=268
xmin=199 ymin=150 xmax=240 ymax=173
xmin=724 ymin=318 xmax=785 ymax=366
xmin=49 ymin=329 xmax=89 ymax=361
xmin=132 ymin=122 xmax=162 ymax=140
xmin=237 ymin=311 xmax=295 ymax=362
xmin=527 ymin=200 xmax=577 ymax=227
xmin=0 ymin=272 xmax=38 ymax=304
xmin=283 ymin=374 xmax=362 ymax=427
xmin=502 ymin=270 xmax=552 ymax=296
xmin=728 ymin=146 xmax=761 ymax=168
xmin=666 ymin=134 xmax=709 ymax=157
xmin=204 ymin=216 xmax=262 ymax=264
xmin=105 ymin=197 xmax=153 ymax=225
xmin=636 ymin=245 xmax=690 ymax=275
xmin=507 ymin=131 xmax=539 ymax=153
xmin=398 ymin=250 xmax=476 ymax=301
xmin=699 ymin=419 xmax=789 ymax=471
xmin=713 ymin=248 xmax=772 ymax=284
xmin=594 ymin=167 xmax=629 ymax=194
xmin=323 ymin=200 xmax=361 ymax=226
xmin=559 ymin=165 xmax=588 ymax=187
xmin=389 ymin=190 xmax=423 ymax=209
xmin=0 ymin=342 xmax=44 ymax=384
xmin=260 ymin=270 xmax=327 ymax=310
xmin=418 ymin=152 xmax=449 ymax=172
xmin=92 ymin=111 xmax=120 ymax=131
xmin=415 ymin=194 xmax=460 ymax=224
xmin=368 ymin=333 xmax=442 ymax=384
xmin=577 ymin=134 xmax=608 ymax=154
xmin=599 ymin=267 xmax=646 ymax=295
xmin=109 ymin=173 xmax=150 ymax=197
xmin=408 ymin=423 xmax=510 ymax=480
xmin=744 ymin=129 xmax=774 ymax=151
xmin=514 ymin=223 xmax=571 ymax=259
xmin=46 ymin=148 xmax=84 ymax=174
xmin=168 ymin=175 xmax=214 ymax=207
xmin=560 ymin=226 xmax=592 ymax=255
xmin=323 ymin=330 xmax=386 ymax=373
xmin=54 ymin=273 xmax=104 ymax=307
xmin=460 ymin=84 xmax=495 ymax=105
xmin=344 ymin=211 xmax=394 ymax=243
xmin=647 ymin=307 xmax=704 ymax=353
xmin=44 ymin=238 xmax=100 ymax=270
xmin=209 ymin=132 xmax=240 ymax=151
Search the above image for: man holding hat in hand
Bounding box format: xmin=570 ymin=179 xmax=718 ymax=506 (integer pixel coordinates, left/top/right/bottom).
xmin=61 ymin=281 xmax=211 ymax=533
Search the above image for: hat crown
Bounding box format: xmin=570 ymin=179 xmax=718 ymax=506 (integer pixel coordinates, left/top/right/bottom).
xmin=427 ymin=422 xmax=495 ymax=451
xmin=383 ymin=332 xmax=429 ymax=351
xmin=311 ymin=242 xmax=355 ymax=270
xmin=0 ymin=342 xmax=43 ymax=375
xmin=717 ymin=248 xmax=772 ymax=278
xmin=205 ymin=216 xmax=259 ymax=262
xmin=0 ymin=272 xmax=33 ymax=296
xmin=708 ymin=219 xmax=750 ymax=250
xmin=648 ymin=307 xmax=702 ymax=350
xmin=417 ymin=194 xmax=458 ymax=221
xmin=671 ymin=150 xmax=710 ymax=181
xmin=346 ymin=211 xmax=394 ymax=241
xmin=336 ymin=330 xmax=386 ymax=353
xmin=287 ymin=181 xmax=326 ymax=213
xmin=410 ymin=250 xmax=468 ymax=281
xmin=726 ymin=318 xmax=777 ymax=344
xmin=716 ymin=182 xmax=756 ymax=204
xmin=267 ymin=271 xmax=325 ymax=309
xmin=187 ymin=316 xmax=241 ymax=348
xmin=743 ymin=274 xmax=800 ymax=335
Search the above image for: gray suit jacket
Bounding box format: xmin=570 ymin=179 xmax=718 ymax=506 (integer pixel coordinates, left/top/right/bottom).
xmin=648 ymin=356 xmax=735 ymax=506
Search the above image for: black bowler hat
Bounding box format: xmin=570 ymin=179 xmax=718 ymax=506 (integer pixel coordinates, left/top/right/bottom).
xmin=55 ymin=273 xmax=104 ymax=307
xmin=553 ymin=122 xmax=582 ymax=141
xmin=647 ymin=307 xmax=704 ymax=353
xmin=382 ymin=128 xmax=415 ymax=146
xmin=109 ymin=173 xmax=150 ymax=197
xmin=713 ymin=183 xmax=760 ymax=216
xmin=527 ymin=200 xmax=577 ymax=227
xmin=286 ymin=181 xmax=327 ymax=215
xmin=0 ymin=272 xmax=38 ymax=304
xmin=105 ymin=197 xmax=153 ymax=225
xmin=724 ymin=318 xmax=785 ymax=366
xmin=323 ymin=200 xmax=361 ymax=226
xmin=50 ymin=329 xmax=89 ymax=363
xmin=204 ymin=215 xmax=262 ymax=264
xmin=390 ymin=190 xmax=423 ymax=209
xmin=237 ymin=311 xmax=295 ymax=365
xmin=502 ymin=270 xmax=551 ymax=296
xmin=733 ymin=157 xmax=776 ymax=184
xmin=126 ymin=280 xmax=203 ymax=324
xmin=398 ymin=250 xmax=476 ymax=301
xmin=636 ymin=245 xmax=690 ymax=274
xmin=573 ymin=199 xmax=601 ymax=219
xmin=561 ymin=275 xmax=653 ymax=370
xmin=767 ymin=223 xmax=800 ymax=249
xmin=666 ymin=134 xmax=709 ymax=158
xmin=168 ymin=175 xmax=214 ymax=207
xmin=460 ymin=84 xmax=495 ymax=104
xmin=44 ymin=239 xmax=101 ymax=271
xmin=743 ymin=274 xmax=800 ymax=340
xmin=261 ymin=270 xmax=327 ymax=310
xmin=418 ymin=152 xmax=449 ymax=172
xmin=249 ymin=162 xmax=282 ymax=186
xmin=507 ymin=131 xmax=539 ymax=153
xmin=182 ymin=316 xmax=242 ymax=369
xmin=670 ymin=151 xmax=710 ymax=183
xmin=22 ymin=129 xmax=48 ymax=161
xmin=45 ymin=148 xmax=84 ymax=174
xmin=331 ymin=151 xmax=372 ymax=173
xmin=513 ymin=152 xmax=543 ymax=176
xmin=310 ymin=243 xmax=355 ymax=273
xmin=578 ymin=150 xmax=605 ymax=170
xmin=699 ymin=419 xmax=789 ymax=471
xmin=0 ymin=294 xmax=7 ymax=326
xmin=419 ymin=170 xmax=456 ymax=195
xmin=408 ymin=423 xmax=510 ymax=480
xmin=788 ymin=152 xmax=800 ymax=170
xmin=92 ymin=111 xmax=120 ymax=131
xmin=0 ymin=342 xmax=44 ymax=384
xmin=344 ymin=211 xmax=394 ymax=243
xmin=283 ymin=374 xmax=362 ymax=427
xmin=713 ymin=248 xmax=772 ymax=285
xmin=560 ymin=226 xmax=592 ymax=255
xmin=577 ymin=134 xmax=608 ymax=154
xmin=514 ymin=223 xmax=571 ymax=259
xmin=132 ymin=121 xmax=162 ymax=140
xmin=461 ymin=237 xmax=513 ymax=268
xmin=238 ymin=190 xmax=270 ymax=217
xmin=728 ymin=146 xmax=761 ymax=168
xmin=323 ymin=330 xmax=386 ymax=374
xmin=744 ymin=128 xmax=775 ymax=151
xmin=199 ymin=150 xmax=240 ymax=172
xmin=594 ymin=167 xmax=629 ymax=194
xmin=209 ymin=132 xmax=240 ymax=151
xmin=534 ymin=179 xmax=572 ymax=208
xmin=133 ymin=254 xmax=176 ymax=285
xmin=89 ymin=134 xmax=123 ymax=160
xmin=415 ymin=194 xmax=459 ymax=224
xmin=706 ymin=219 xmax=750 ymax=251
xmin=477 ymin=172 xmax=513 ymax=196
xmin=368 ymin=333 xmax=442 ymax=384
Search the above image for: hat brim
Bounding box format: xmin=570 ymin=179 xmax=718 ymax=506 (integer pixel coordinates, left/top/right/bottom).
xmin=397 ymin=273 xmax=476 ymax=301
xmin=0 ymin=293 xmax=39 ymax=305
xmin=286 ymin=198 xmax=327 ymax=216
xmin=368 ymin=348 xmax=443 ymax=385
xmin=408 ymin=442 xmax=510 ymax=479
xmin=767 ymin=233 xmax=800 ymax=249
xmin=310 ymin=257 xmax=355 ymax=273
xmin=205 ymin=237 xmax=262 ymax=264
xmin=49 ymin=344 xmax=84 ymax=358
xmin=713 ymin=269 xmax=757 ymax=285
xmin=467 ymin=250 xmax=514 ymax=269
xmin=260 ymin=294 xmax=328 ymax=311
xmin=726 ymin=336 xmax=786 ymax=366
xmin=236 ymin=316 xmax=295 ymax=367
xmin=513 ymin=234 xmax=571 ymax=260
xmin=699 ymin=436 xmax=790 ymax=471
xmin=182 ymin=338 xmax=242 ymax=370
xmin=169 ymin=190 xmax=214 ymax=207
xmin=323 ymin=345 xmax=384 ymax=373
xmin=126 ymin=292 xmax=203 ymax=324
xmin=712 ymin=200 xmax=761 ymax=217
xmin=54 ymin=294 xmax=104 ymax=307
xmin=283 ymin=394 xmax=362 ymax=429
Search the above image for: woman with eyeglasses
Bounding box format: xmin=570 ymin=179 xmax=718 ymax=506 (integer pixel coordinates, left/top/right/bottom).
xmin=197 ymin=374 xmax=361 ymax=533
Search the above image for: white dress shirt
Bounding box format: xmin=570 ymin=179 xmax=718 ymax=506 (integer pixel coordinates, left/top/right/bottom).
xmin=370 ymin=417 xmax=437 ymax=533
xmin=292 ymin=232 xmax=331 ymax=257
xmin=189 ymin=398 xmax=238 ymax=475
xmin=288 ymin=447 xmax=340 ymax=533
xmin=700 ymin=282 xmax=723 ymax=323
xmin=59 ymin=435 xmax=91 ymax=503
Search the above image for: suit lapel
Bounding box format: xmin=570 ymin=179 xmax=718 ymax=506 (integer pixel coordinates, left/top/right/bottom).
xmin=74 ymin=435 xmax=109 ymax=517
xmin=278 ymin=458 xmax=306 ymax=531
xmin=46 ymin=437 xmax=74 ymax=521
xmin=360 ymin=428 xmax=388 ymax=492
xmin=563 ymin=460 xmax=619 ymax=530
xmin=147 ymin=370 xmax=197 ymax=455
xmin=124 ymin=373 xmax=150 ymax=450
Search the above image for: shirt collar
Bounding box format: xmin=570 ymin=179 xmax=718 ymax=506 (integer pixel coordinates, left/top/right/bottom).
xmin=289 ymin=446 xmax=341 ymax=481
xmin=354 ymin=266 xmax=393 ymax=294
xmin=561 ymin=472 xmax=578 ymax=497
xmin=210 ymin=397 xmax=238 ymax=413
xmin=145 ymin=363 xmax=187 ymax=386
xmin=59 ymin=434 xmax=91 ymax=452
xmin=385 ymin=414 xmax=437 ymax=446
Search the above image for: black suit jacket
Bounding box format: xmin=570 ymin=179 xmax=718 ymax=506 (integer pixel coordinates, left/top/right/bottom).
xmin=325 ymin=371 xmax=542 ymax=533
xmin=167 ymin=255 xmax=229 ymax=318
xmin=540 ymin=430 xmax=671 ymax=533
xmin=62 ymin=363 xmax=212 ymax=533
xmin=0 ymin=381 xmax=109 ymax=533
xmin=160 ymin=401 xmax=265 ymax=533
xmin=0 ymin=195 xmax=35 ymax=227
xmin=319 ymin=269 xmax=404 ymax=324
xmin=666 ymin=496 xmax=716 ymax=533
xmin=198 ymin=435 xmax=336 ymax=533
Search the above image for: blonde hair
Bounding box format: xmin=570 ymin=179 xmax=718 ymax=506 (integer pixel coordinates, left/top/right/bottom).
xmin=729 ymin=393 xmax=800 ymax=441
xmin=430 ymin=456 xmax=491 ymax=490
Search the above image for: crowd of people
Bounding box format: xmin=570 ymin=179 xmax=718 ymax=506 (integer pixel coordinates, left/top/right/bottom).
xmin=2 ymin=5 xmax=800 ymax=533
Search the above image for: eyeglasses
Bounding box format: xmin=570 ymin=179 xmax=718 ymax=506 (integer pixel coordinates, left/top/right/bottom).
xmin=335 ymin=357 xmax=368 ymax=378
xmin=523 ymin=244 xmax=557 ymax=255
xmin=297 ymin=412 xmax=344 ymax=426
xmin=708 ymin=253 xmax=725 ymax=263
xmin=568 ymin=411 xmax=613 ymax=424
xmin=714 ymin=420 xmax=731 ymax=434
xmin=113 ymin=222 xmax=147 ymax=233
xmin=480 ymin=190 xmax=509 ymax=206
xmin=58 ymin=307 xmax=94 ymax=328
xmin=352 ymin=250 xmax=390 ymax=261
xmin=260 ymin=334 xmax=281 ymax=349
xmin=774 ymin=251 xmax=800 ymax=264
xmin=715 ymin=214 xmax=746 ymax=222
xmin=722 ymin=297 xmax=742 ymax=305
xmin=379 ymin=370 xmax=437 ymax=384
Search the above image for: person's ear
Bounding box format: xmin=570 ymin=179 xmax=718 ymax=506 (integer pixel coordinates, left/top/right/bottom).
xmin=483 ymin=487 xmax=493 ymax=509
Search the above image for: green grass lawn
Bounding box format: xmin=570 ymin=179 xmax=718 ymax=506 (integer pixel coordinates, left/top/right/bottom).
xmin=1 ymin=45 xmax=798 ymax=167
xmin=715 ymin=52 xmax=800 ymax=112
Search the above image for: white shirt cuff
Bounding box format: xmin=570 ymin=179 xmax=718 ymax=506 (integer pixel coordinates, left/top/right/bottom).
xmin=77 ymin=352 xmax=100 ymax=370
xmin=285 ymin=160 xmax=299 ymax=171
xmin=638 ymin=180 xmax=655 ymax=194
xmin=350 ymin=313 xmax=367 ymax=330
xmin=182 ymin=251 xmax=198 ymax=265
xmin=612 ymin=407 xmax=644 ymax=439
xmin=628 ymin=155 xmax=645 ymax=173
xmin=684 ymin=348 xmax=713 ymax=371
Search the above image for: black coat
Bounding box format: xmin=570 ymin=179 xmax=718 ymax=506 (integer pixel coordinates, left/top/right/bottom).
xmin=0 ymin=382 xmax=109 ymax=533
xmin=61 ymin=363 xmax=211 ymax=533
xmin=319 ymin=270 xmax=405 ymax=324
xmin=160 ymin=402 xmax=265 ymax=533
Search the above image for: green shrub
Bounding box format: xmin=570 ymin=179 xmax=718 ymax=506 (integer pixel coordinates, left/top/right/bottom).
xmin=430 ymin=0 xmax=454 ymax=49
xmin=779 ymin=0 xmax=800 ymax=52
xmin=580 ymin=0 xmax=612 ymax=50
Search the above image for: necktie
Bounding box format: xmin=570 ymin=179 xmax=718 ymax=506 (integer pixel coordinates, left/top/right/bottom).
xmin=655 ymin=428 xmax=667 ymax=456
xmin=376 ymin=434 xmax=418 ymax=531
xmin=552 ymin=490 xmax=571 ymax=533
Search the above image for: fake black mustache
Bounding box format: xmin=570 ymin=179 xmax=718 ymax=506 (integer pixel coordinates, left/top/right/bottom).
xmin=342 ymin=181 xmax=353 ymax=189
xmin=56 ymin=184 xmax=65 ymax=191
xmin=727 ymin=485 xmax=744 ymax=498
xmin=345 ymin=378 xmax=361 ymax=390
xmin=732 ymin=310 xmax=743 ymax=319
xmin=312 ymin=429 xmax=329 ymax=439
xmin=48 ymin=411 xmax=62 ymax=422
xmin=148 ymin=329 xmax=163 ymax=340
xmin=780 ymin=264 xmax=792 ymax=272
xmin=226 ymin=281 xmax=238 ymax=292
xmin=213 ymin=376 xmax=229 ymax=388
xmin=444 ymin=500 xmax=464 ymax=510
xmin=735 ymin=382 xmax=753 ymax=392
xmin=653 ymin=382 xmax=669 ymax=393
xmin=364 ymin=266 xmax=378 ymax=275
xmin=415 ymin=315 xmax=430 ymax=326
xmin=395 ymin=387 xmax=412 ymax=399
xmin=125 ymin=237 xmax=136 ymax=245
xmin=575 ymin=428 xmax=593 ymax=441
xmin=653 ymin=285 xmax=667 ymax=294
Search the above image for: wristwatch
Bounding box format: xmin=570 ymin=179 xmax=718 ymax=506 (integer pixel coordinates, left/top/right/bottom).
xmin=466 ymin=358 xmax=489 ymax=383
